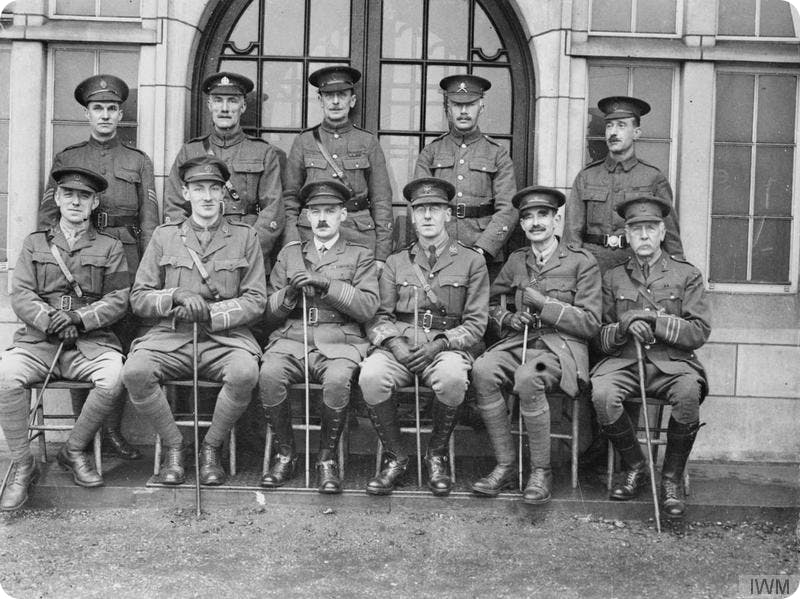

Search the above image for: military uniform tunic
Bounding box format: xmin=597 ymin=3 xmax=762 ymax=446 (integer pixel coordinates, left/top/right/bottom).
xmin=163 ymin=130 xmax=285 ymax=270
xmin=38 ymin=136 xmax=159 ymax=278
xmin=414 ymin=128 xmax=518 ymax=261
xmin=282 ymin=121 xmax=394 ymax=262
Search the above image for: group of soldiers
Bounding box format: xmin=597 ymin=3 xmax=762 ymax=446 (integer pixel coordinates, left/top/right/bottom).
xmin=0 ymin=66 xmax=710 ymax=522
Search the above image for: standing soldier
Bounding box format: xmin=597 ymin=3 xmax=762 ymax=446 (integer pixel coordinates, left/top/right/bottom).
xmin=282 ymin=66 xmax=393 ymax=270
xmin=122 ymin=157 xmax=267 ymax=486
xmin=38 ymin=74 xmax=158 ymax=461
xmin=259 ymin=180 xmax=379 ymax=493
xmin=0 ymin=167 xmax=129 ymax=511
xmin=470 ymin=187 xmax=601 ymax=504
xmin=591 ymin=194 xmax=709 ymax=519
xmin=359 ymin=177 xmax=489 ymax=497
xmin=163 ymin=72 xmax=284 ymax=272
xmin=414 ymin=74 xmax=518 ymax=276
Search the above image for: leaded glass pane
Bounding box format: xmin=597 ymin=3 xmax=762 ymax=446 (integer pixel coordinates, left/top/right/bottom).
xmin=53 ymin=49 xmax=94 ymax=121
xmin=710 ymin=218 xmax=749 ymax=281
xmin=227 ymin=2 xmax=259 ymax=55
xmin=754 ymin=146 xmax=793 ymax=217
xmin=382 ymin=0 xmax=422 ymax=59
xmin=429 ymin=0 xmax=468 ymax=60
xmin=474 ymin=3 xmax=504 ymax=60
xmin=309 ymin=0 xmax=350 ymax=57
xmin=712 ymin=145 xmax=752 ymax=215
xmin=473 ymin=66 xmax=511 ymax=135
xmin=715 ymin=73 xmax=754 ymax=143
xmin=756 ymin=75 xmax=796 ymax=144
xmin=631 ymin=67 xmax=672 ymax=138
xmin=263 ymin=0 xmax=304 ymax=55
xmin=261 ymin=61 xmax=303 ymax=128
xmin=751 ymin=218 xmax=791 ymax=282
xmin=381 ymin=64 xmax=422 ymax=131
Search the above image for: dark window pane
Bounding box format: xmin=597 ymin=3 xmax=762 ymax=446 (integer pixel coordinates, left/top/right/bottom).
xmin=99 ymin=0 xmax=140 ymax=18
xmin=759 ymin=0 xmax=796 ymax=36
xmin=715 ymin=73 xmax=754 ymax=143
xmin=637 ymin=0 xmax=677 ymax=34
xmin=53 ymin=123 xmax=91 ymax=157
xmin=588 ymin=65 xmax=628 ymax=109
xmin=709 ymin=217 xmax=749 ymax=281
xmin=473 ymin=66 xmax=511 ymax=135
xmin=631 ymin=67 xmax=672 ymax=138
xmin=261 ymin=61 xmax=303 ymax=128
xmin=591 ymin=0 xmax=631 ymax=32
xmin=227 ymin=1 xmax=259 ymax=55
xmin=54 ymin=0 xmax=94 ymax=16
xmin=429 ymin=0 xmax=468 ymax=60
xmin=309 ymin=0 xmax=350 ymax=57
xmin=382 ymin=0 xmax=422 ymax=59
xmin=586 ymin=138 xmax=608 ymax=163
xmin=754 ymin=146 xmax=793 ymax=217
xmin=718 ymin=0 xmax=757 ymax=35
xmin=53 ymin=49 xmax=94 ymax=121
xmin=381 ymin=64 xmax=422 ymax=130
xmin=712 ymin=144 xmax=751 ymax=215
xmin=264 ymin=0 xmax=304 ymax=55
xmin=474 ymin=2 xmax=504 ymax=60
xmin=99 ymin=51 xmax=139 ymax=121
xmin=116 ymin=124 xmax=137 ymax=146
xmin=380 ymin=134 xmax=418 ymax=199
xmin=0 ymin=49 xmax=9 ymax=118
xmin=425 ymin=64 xmax=464 ymax=132
xmin=757 ymin=75 xmax=796 ymax=144
xmin=751 ymin=218 xmax=790 ymax=282
xmin=636 ymin=141 xmax=670 ymax=179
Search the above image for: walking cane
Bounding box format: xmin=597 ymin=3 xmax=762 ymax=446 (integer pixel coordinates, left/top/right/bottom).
xmin=412 ymin=287 xmax=423 ymax=488
xmin=192 ymin=323 xmax=202 ymax=518
xmin=519 ymin=310 xmax=529 ymax=489
xmin=635 ymin=338 xmax=661 ymax=532
xmin=0 ymin=341 xmax=64 ymax=500
xmin=301 ymin=292 xmax=312 ymax=488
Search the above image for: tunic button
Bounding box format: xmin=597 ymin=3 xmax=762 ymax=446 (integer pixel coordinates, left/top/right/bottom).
xmin=334 ymin=134 xmax=340 ymax=139
xmin=332 ymin=154 xmax=338 ymax=159
xmin=457 ymin=192 xmax=463 ymax=197
xmin=461 ymin=144 xmax=466 ymax=148
xmin=459 ymin=159 xmax=465 ymax=164
xmin=457 ymin=175 xmax=464 ymax=181
xmin=429 ymin=273 xmax=434 ymax=279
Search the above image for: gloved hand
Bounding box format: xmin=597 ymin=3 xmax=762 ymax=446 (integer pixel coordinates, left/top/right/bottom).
xmin=385 ymin=336 xmax=413 ymax=366
xmin=290 ymin=270 xmax=330 ymax=297
xmin=522 ymin=286 xmax=547 ymax=311
xmin=504 ymin=311 xmax=536 ymax=332
xmin=406 ymin=338 xmax=448 ymax=375
xmin=173 ymin=289 xmax=210 ymax=322
xmin=58 ymin=324 xmax=79 ymax=347
xmin=47 ymin=310 xmax=81 ymax=334
xmin=617 ymin=309 xmax=656 ymax=339
xmin=628 ymin=320 xmax=655 ymax=343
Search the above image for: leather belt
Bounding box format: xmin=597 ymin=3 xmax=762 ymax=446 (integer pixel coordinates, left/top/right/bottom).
xmin=223 ymin=203 xmax=259 ymax=217
xmin=95 ymin=212 xmax=139 ymax=229
xmin=455 ymin=202 xmax=494 ymax=219
xmin=48 ymin=295 xmax=98 ymax=311
xmin=584 ymin=233 xmax=628 ymax=249
xmin=343 ymin=196 xmax=371 ymax=212
xmin=396 ymin=311 xmax=460 ymax=331
xmin=288 ymin=306 xmax=350 ymax=325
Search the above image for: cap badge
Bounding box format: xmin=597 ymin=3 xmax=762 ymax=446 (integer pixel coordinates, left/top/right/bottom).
xmin=203 ymin=165 xmax=213 ymax=173
xmin=457 ymin=81 xmax=468 ymax=93
xmin=422 ymin=184 xmax=433 ymax=195
xmin=72 ymin=175 xmax=81 ymax=182
xmin=220 ymin=76 xmax=230 ymax=85
xmin=99 ymin=79 xmax=108 ymax=89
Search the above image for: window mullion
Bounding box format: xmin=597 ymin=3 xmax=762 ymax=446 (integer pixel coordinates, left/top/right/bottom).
xmin=631 ymin=0 xmax=638 ymax=34
xmin=747 ymin=74 xmax=760 ymax=282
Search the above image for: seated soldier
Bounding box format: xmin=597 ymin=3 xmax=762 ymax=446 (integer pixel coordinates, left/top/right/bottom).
xmin=359 ymin=177 xmax=489 ymax=497
xmin=0 ymin=167 xmax=129 ymax=511
xmin=591 ymin=194 xmax=710 ymax=519
xmin=470 ymin=186 xmax=601 ymax=504
xmin=259 ymin=180 xmax=379 ymax=493
xmin=122 ymin=156 xmax=267 ymax=486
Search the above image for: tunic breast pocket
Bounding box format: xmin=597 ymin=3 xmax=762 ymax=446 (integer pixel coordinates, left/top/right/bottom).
xmin=159 ymin=255 xmax=194 ymax=289
xmin=613 ymin=284 xmax=640 ymax=314
xmin=79 ymin=253 xmax=109 ymax=295
xmin=431 ymin=153 xmax=455 ymax=174
xmin=111 ymin=164 xmax=142 ymax=211
xmin=652 ymin=286 xmax=683 ymax=315
xmin=437 ymin=274 xmax=468 ymax=311
xmin=544 ymin=276 xmax=577 ymax=304
xmin=231 ymin=160 xmax=264 ymax=208
xmin=582 ymin=185 xmax=611 ymax=230
xmin=31 ymin=251 xmax=60 ymax=290
xmin=468 ymin=159 xmax=497 ymax=199
xmin=342 ymin=156 xmax=370 ymax=191
xmin=213 ymin=258 xmax=250 ymax=297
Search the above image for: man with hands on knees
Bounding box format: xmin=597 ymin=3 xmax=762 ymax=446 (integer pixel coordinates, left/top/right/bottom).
xmin=0 ymin=167 xmax=130 ymax=510
xmin=259 ymin=180 xmax=379 ymax=493
xmin=358 ymin=177 xmax=489 ymax=497
xmin=122 ymin=156 xmax=267 ymax=487
xmin=591 ymin=194 xmax=710 ymax=519
xmin=470 ymin=186 xmax=601 ymax=504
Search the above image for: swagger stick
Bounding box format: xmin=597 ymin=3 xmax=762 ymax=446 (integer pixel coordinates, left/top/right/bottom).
xmin=301 ymin=292 xmax=312 ymax=488
xmin=412 ymin=288 xmax=423 ymax=488
xmin=519 ymin=311 xmax=529 ymax=489
xmin=192 ymin=323 xmax=201 ymax=518
xmin=635 ymin=338 xmax=661 ymax=533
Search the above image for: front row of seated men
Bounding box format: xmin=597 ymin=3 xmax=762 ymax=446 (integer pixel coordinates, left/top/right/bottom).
xmin=0 ymin=156 xmax=710 ymax=521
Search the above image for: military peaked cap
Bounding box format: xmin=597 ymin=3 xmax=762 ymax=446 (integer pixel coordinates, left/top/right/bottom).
xmin=52 ymin=166 xmax=108 ymax=193
xmin=309 ymin=66 xmax=361 ymax=92
xmin=439 ymin=74 xmax=492 ymax=103
xmin=202 ymin=72 xmax=254 ymax=96
xmin=598 ymin=96 xmax=651 ymax=121
xmin=512 ymin=185 xmax=566 ymax=212
xmin=74 ymin=74 xmax=129 ymax=106
xmin=402 ymin=177 xmax=455 ymax=207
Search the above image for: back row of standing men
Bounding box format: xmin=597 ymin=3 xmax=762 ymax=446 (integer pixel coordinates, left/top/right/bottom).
xmin=0 ymin=67 xmax=709 ymax=522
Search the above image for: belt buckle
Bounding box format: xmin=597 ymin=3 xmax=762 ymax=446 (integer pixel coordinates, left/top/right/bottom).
xmin=531 ymin=313 xmax=541 ymax=329
xmin=95 ymin=212 xmax=108 ymax=229
xmin=605 ymin=234 xmax=622 ymax=249
xmin=307 ymin=307 xmax=319 ymax=325
xmin=455 ymin=203 xmax=466 ymax=219
xmin=59 ymin=296 xmax=72 ymax=311
xmin=421 ymin=310 xmax=433 ymax=333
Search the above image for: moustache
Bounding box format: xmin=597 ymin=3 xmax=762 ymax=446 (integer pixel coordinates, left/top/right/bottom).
xmin=315 ymin=222 xmax=329 ymax=228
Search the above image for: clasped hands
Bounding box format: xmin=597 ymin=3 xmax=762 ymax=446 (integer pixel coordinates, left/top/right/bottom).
xmin=173 ymin=288 xmax=210 ymax=322
xmin=617 ymin=309 xmax=657 ymax=343
xmin=286 ymin=270 xmax=330 ymax=300
xmin=46 ymin=310 xmax=82 ymax=345
xmin=385 ymin=336 xmax=448 ymax=375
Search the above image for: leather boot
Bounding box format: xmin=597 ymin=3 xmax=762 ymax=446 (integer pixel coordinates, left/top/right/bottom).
xmin=261 ymin=401 xmax=296 ymax=488
xmin=316 ymin=405 xmax=347 ymax=494
xmin=604 ymin=412 xmax=648 ymax=501
xmin=0 ymin=455 xmax=39 ymax=511
xmin=365 ymin=400 xmax=408 ymax=496
xmin=57 ymin=445 xmax=104 ymax=488
xmin=660 ymin=418 xmax=700 ymax=519
xmin=102 ymin=427 xmax=143 ymax=461
xmin=523 ymin=468 xmax=553 ymax=505
xmin=159 ymin=443 xmax=186 ymax=485
xmin=522 ymin=405 xmax=552 ymax=505
xmin=198 ymin=442 xmax=226 ymax=486
xmin=471 ymin=399 xmax=517 ymax=496
xmin=425 ymin=400 xmax=459 ymax=497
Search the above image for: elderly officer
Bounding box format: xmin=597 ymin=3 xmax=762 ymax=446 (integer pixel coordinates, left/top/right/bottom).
xmin=282 ymin=66 xmax=393 ymax=269
xmin=414 ymin=74 xmax=518 ymax=274
xmin=359 ymin=177 xmax=489 ymax=496
xmin=122 ymin=156 xmax=267 ymax=486
xmin=563 ymin=96 xmax=683 ymax=273
xmin=0 ymin=167 xmax=129 ymax=511
xmin=38 ymin=74 xmax=158 ymax=461
xmin=470 ymin=186 xmax=601 ymax=504
xmin=163 ymin=72 xmax=284 ymax=271
xmin=591 ymin=194 xmax=709 ymax=518
xmin=259 ymin=180 xmax=379 ymax=493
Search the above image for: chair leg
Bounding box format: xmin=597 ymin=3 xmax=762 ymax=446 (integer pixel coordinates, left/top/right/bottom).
xmin=338 ymin=418 xmax=348 ymax=481
xmin=448 ymin=431 xmax=456 ymax=485
xmin=517 ymin=407 xmax=524 ymax=490
xmin=571 ymin=397 xmax=579 ymax=489
xmin=229 ymin=426 xmax=237 ymax=477
xmin=93 ymin=430 xmax=102 ymax=477
xmin=262 ymin=426 xmax=273 ymax=477
xmin=33 ymin=389 xmax=47 ymax=464
xmin=374 ymin=438 xmax=383 ymax=477
xmin=154 ymin=434 xmax=161 ymax=476
xmin=606 ymin=440 xmax=614 ymax=490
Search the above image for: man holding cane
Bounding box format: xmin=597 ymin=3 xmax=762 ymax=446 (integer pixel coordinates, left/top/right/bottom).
xmin=590 ymin=194 xmax=709 ymax=519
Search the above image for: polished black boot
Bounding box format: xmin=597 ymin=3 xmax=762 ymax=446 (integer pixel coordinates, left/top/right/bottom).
xmin=660 ymin=418 xmax=700 ymax=519
xmin=261 ymin=401 xmax=296 ymax=488
xmin=0 ymin=455 xmax=39 ymax=511
xmin=316 ymin=405 xmax=347 ymax=494
xmin=604 ymin=413 xmax=647 ymax=501
xmin=159 ymin=443 xmax=186 ymax=485
xmin=365 ymin=400 xmax=408 ymax=496
xmin=198 ymin=442 xmax=226 ymax=486
xmin=472 ymin=464 xmax=517 ymax=497
xmin=523 ymin=468 xmax=553 ymax=505
xmin=471 ymin=398 xmax=517 ymax=497
xmin=425 ymin=400 xmax=459 ymax=497
xmin=102 ymin=427 xmax=143 ymax=461
xmin=57 ymin=445 xmax=104 ymax=487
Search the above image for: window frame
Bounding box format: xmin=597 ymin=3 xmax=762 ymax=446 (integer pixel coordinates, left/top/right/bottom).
xmin=587 ymin=0 xmax=683 ymax=38
xmin=715 ymin=0 xmax=800 ymax=41
xmin=707 ymin=64 xmax=800 ymax=294
xmin=48 ymin=0 xmax=142 ymax=21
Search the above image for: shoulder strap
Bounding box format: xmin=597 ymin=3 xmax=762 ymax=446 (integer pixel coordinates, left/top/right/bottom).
xmin=312 ymin=127 xmax=354 ymax=197
xmin=49 ymin=243 xmax=83 ymax=298
xmin=406 ymin=248 xmax=447 ymax=316
xmin=178 ymin=231 xmax=221 ymax=300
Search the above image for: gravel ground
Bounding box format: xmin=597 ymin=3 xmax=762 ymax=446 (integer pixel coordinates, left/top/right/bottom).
xmin=0 ymin=506 xmax=797 ymax=598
